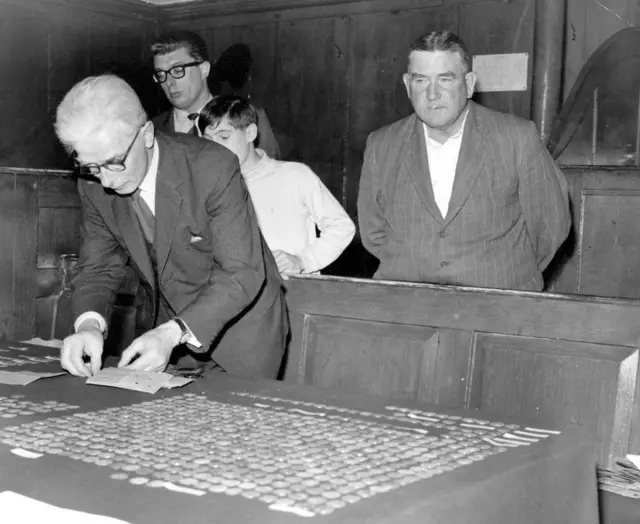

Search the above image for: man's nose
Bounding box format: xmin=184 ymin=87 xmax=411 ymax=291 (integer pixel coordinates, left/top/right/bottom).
xmin=165 ymin=76 xmax=177 ymax=89
xmin=426 ymin=82 xmax=440 ymax=100
xmin=98 ymin=170 xmax=118 ymax=188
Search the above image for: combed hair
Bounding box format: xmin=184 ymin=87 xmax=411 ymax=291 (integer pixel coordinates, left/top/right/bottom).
xmin=408 ymin=31 xmax=472 ymax=73
xmin=54 ymin=74 xmax=147 ymax=154
xmin=198 ymin=94 xmax=258 ymax=135
xmin=151 ymin=30 xmax=209 ymax=62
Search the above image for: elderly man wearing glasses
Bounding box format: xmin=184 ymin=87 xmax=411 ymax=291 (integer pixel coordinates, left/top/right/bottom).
xmin=54 ymin=74 xmax=288 ymax=381
xmin=151 ymin=31 xmax=215 ymax=135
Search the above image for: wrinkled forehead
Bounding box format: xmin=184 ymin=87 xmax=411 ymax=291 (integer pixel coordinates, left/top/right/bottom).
xmin=154 ymin=47 xmax=196 ymax=69
xmin=408 ymin=50 xmax=467 ymax=74
xmin=73 ymin=127 xmax=128 ymax=164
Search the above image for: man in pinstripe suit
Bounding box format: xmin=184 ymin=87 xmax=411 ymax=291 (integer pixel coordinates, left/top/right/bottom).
xmin=357 ymin=31 xmax=570 ymax=291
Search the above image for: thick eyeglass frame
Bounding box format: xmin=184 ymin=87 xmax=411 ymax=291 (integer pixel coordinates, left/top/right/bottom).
xmin=73 ymin=124 xmax=144 ymax=177
xmin=153 ymin=61 xmax=203 ymax=84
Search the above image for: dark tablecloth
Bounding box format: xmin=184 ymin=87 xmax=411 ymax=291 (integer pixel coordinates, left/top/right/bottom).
xmin=0 ymin=372 xmax=598 ymax=524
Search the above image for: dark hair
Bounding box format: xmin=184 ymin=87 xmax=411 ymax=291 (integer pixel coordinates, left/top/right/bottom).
xmin=215 ymin=43 xmax=252 ymax=91
xmin=151 ymin=30 xmax=209 ymax=63
xmin=198 ymin=94 xmax=258 ymax=134
xmin=408 ymin=31 xmax=472 ymax=72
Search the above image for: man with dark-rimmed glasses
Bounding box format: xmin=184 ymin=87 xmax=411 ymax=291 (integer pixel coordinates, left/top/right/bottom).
xmin=54 ymin=74 xmax=288 ymax=381
xmin=150 ymin=31 xmax=215 ymax=135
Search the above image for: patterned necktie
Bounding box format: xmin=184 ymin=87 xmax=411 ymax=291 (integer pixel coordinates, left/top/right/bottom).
xmin=187 ymin=113 xmax=199 ymax=136
xmin=131 ymin=190 xmax=155 ymax=244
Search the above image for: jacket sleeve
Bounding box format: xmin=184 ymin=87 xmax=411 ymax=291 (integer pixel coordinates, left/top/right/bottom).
xmin=70 ymin=182 xmax=129 ymax=327
xmin=178 ymin=155 xmax=269 ymax=351
xmin=518 ymin=122 xmax=571 ymax=271
xmin=357 ymin=132 xmax=389 ymax=259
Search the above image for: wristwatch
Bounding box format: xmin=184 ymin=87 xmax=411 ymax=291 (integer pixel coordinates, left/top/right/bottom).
xmin=172 ymin=317 xmax=190 ymax=345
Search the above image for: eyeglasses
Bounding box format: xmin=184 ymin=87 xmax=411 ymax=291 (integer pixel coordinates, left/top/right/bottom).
xmin=74 ymin=125 xmax=144 ymax=177
xmin=153 ymin=61 xmax=203 ymax=84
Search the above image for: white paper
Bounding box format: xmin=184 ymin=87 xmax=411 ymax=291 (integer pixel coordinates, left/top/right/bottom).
xmin=0 ymin=370 xmax=65 ymax=386
xmin=627 ymin=454 xmax=640 ymax=470
xmin=86 ymin=368 xmax=174 ymax=394
xmin=20 ymin=338 xmax=64 ymax=349
xmin=0 ymin=491 xmax=131 ymax=523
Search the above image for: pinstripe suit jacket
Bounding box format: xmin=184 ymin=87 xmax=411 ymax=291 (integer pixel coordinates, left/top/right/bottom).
xmin=357 ymin=102 xmax=570 ymax=291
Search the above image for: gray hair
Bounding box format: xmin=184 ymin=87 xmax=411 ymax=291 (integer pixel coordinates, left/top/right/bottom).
xmin=55 ymin=74 xmax=147 ymax=153
xmin=408 ymin=31 xmax=472 ymax=73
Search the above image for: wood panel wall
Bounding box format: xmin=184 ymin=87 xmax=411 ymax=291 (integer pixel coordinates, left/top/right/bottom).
xmin=285 ymin=274 xmax=640 ymax=467
xmin=0 ymin=0 xmax=158 ymax=170
xmin=545 ymin=167 xmax=640 ymax=298
xmin=0 ymin=168 xmax=81 ymax=341
xmin=161 ymin=0 xmax=535 ymax=220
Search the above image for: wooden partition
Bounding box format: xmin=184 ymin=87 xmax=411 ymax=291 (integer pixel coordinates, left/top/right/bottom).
xmin=285 ymin=274 xmax=640 ymax=466
xmin=0 ymin=168 xmax=81 ymax=341
xmin=546 ymin=167 xmax=640 ymax=298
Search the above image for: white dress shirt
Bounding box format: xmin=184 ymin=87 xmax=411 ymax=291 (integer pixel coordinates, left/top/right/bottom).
xmin=172 ymin=94 xmax=214 ymax=135
xmin=423 ymin=109 xmax=469 ymax=218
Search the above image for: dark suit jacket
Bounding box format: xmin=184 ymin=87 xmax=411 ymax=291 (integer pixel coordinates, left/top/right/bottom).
xmin=153 ymin=110 xmax=176 ymax=133
xmin=71 ymin=131 xmax=286 ymax=376
xmin=357 ymin=102 xmax=571 ymax=291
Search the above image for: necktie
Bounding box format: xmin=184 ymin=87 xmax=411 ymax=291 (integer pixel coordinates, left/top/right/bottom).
xmin=131 ymin=190 xmax=155 ymax=244
xmin=187 ymin=113 xmax=199 ymax=136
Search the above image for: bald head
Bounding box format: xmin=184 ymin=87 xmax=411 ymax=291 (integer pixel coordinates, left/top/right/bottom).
xmin=55 ymin=74 xmax=148 ymax=154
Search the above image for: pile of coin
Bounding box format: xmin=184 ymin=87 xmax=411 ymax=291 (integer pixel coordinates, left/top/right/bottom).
xmin=0 ymin=394 xmax=78 ymax=418
xmin=0 ymin=392 xmax=542 ymax=517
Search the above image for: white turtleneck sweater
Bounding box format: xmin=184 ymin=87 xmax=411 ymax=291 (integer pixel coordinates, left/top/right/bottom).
xmin=242 ymin=150 xmax=355 ymax=273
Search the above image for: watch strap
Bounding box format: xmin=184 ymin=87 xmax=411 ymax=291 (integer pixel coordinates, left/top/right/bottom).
xmin=172 ymin=317 xmax=190 ymax=345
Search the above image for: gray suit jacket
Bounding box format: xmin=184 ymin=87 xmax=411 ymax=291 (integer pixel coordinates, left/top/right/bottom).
xmin=71 ymin=131 xmax=286 ymax=376
xmin=357 ymin=102 xmax=570 ymax=291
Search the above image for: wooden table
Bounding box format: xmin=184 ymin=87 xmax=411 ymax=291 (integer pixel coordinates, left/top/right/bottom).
xmin=0 ymin=364 xmax=598 ymax=524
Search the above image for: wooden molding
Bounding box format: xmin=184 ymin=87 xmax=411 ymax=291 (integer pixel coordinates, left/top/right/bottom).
xmin=4 ymin=0 xmax=159 ymax=21
xmin=159 ymin=0 xmax=444 ymax=27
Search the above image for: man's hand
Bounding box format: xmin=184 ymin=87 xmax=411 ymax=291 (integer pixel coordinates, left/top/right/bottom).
xmin=60 ymin=323 xmax=104 ymax=378
xmin=117 ymin=321 xmax=181 ymax=372
xmin=273 ymin=250 xmax=305 ymax=275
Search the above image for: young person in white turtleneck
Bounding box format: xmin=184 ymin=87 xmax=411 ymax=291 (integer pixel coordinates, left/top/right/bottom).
xmin=198 ymin=95 xmax=355 ymax=276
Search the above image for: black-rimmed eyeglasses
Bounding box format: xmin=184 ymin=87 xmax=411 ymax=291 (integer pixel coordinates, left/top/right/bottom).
xmin=73 ymin=125 xmax=144 ymax=177
xmin=153 ymin=61 xmax=203 ymax=84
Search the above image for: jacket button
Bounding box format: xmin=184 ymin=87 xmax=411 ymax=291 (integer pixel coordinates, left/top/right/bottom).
xmin=439 ymin=230 xmax=448 ymax=238
xmin=440 ymin=261 xmax=449 ymax=268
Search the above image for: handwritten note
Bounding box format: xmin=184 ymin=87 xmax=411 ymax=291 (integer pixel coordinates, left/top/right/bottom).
xmin=86 ymin=368 xmax=193 ymax=394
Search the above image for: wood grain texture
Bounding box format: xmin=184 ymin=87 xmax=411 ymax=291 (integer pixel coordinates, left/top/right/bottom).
xmin=0 ymin=172 xmax=38 ymax=340
xmin=470 ymin=333 xmax=636 ymax=464
xmin=0 ymin=2 xmax=155 ymax=169
xmin=459 ymin=0 xmax=534 ymax=119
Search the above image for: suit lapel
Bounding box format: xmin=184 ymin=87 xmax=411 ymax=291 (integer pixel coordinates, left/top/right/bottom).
xmin=112 ymin=195 xmax=155 ymax=289
xmin=403 ymin=117 xmax=443 ymax=223
xmin=164 ymin=110 xmax=176 ymax=133
xmin=154 ymin=135 xmax=183 ymax=280
xmin=444 ymin=103 xmax=487 ymax=224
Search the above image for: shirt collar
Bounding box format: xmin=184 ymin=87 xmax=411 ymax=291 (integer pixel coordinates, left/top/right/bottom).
xmin=138 ymin=139 xmax=159 ymax=195
xmin=173 ymin=93 xmax=214 ymax=122
xmin=424 ymin=106 xmax=469 ymax=147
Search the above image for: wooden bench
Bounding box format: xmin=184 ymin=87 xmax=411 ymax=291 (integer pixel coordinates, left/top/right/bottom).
xmin=285 ymin=274 xmax=640 ymax=467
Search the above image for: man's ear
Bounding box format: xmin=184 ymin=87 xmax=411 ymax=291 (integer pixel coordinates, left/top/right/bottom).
xmin=201 ymin=61 xmax=211 ymax=79
xmin=245 ymin=123 xmax=259 ymax=143
xmin=402 ymin=73 xmax=411 ymax=99
xmin=464 ymin=71 xmax=477 ymax=99
xmin=143 ymin=121 xmax=155 ymax=148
